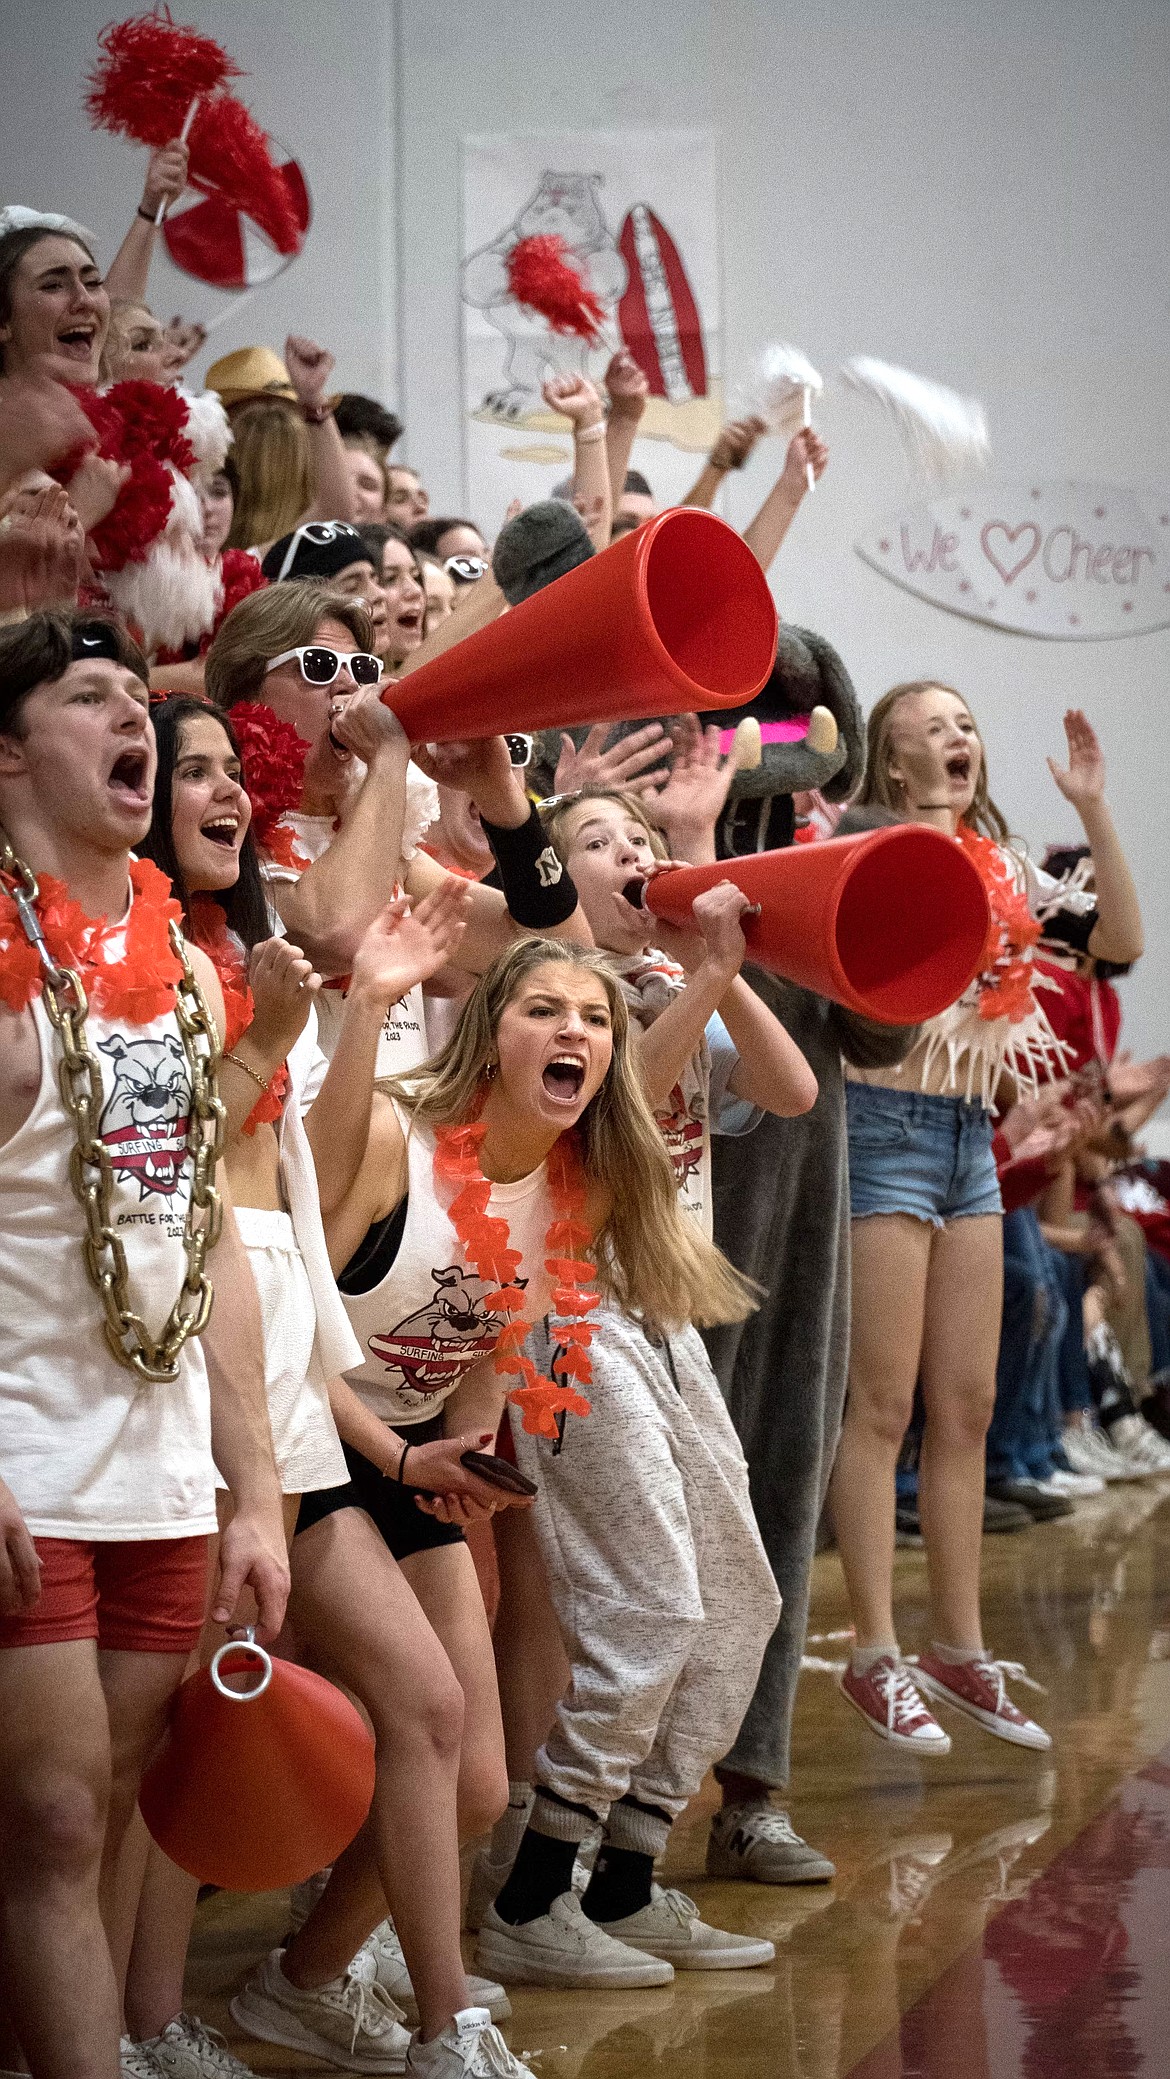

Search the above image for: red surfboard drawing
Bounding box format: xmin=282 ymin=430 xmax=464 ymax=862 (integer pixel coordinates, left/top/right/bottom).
xmin=163 ymin=155 xmax=311 ymax=290
xmin=617 ymin=205 xmax=707 ymax=403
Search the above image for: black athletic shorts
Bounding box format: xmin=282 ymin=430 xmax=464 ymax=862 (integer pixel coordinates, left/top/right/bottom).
xmin=294 ymin=1414 xmax=464 ymax=1560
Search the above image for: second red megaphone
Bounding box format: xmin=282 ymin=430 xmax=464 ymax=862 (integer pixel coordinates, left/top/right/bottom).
xmin=385 ymin=508 xmax=778 ymax=740
xmin=638 ymin=827 xmax=992 ymax=1024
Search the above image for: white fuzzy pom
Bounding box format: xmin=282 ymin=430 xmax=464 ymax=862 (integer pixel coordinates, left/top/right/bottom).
xmin=177 ymin=386 xmax=232 ymax=472
xmin=840 ymin=356 xmax=989 ymax=483
xmin=104 ymin=530 xmax=220 ymax=654
xmin=747 ymin=342 xmax=824 ymax=434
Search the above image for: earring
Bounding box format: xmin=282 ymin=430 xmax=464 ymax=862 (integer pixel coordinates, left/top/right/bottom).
xmin=483 ymin=1059 xmax=497 ymax=1081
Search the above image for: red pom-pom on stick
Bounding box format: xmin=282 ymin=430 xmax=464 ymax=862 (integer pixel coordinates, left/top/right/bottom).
xmin=86 ymin=8 xmax=239 ymax=147
xmin=506 ymin=235 xmax=607 ymax=342
xmin=187 ymin=93 xmax=301 ymax=253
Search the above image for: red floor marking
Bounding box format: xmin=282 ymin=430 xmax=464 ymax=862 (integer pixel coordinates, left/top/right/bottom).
xmin=847 ymin=1742 xmax=1170 ymax=2077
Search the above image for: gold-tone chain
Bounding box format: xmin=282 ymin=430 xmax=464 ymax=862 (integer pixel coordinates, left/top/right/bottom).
xmin=1 ymin=833 xmax=225 ymax=1384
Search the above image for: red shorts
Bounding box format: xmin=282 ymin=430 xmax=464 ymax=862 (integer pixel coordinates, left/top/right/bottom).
xmin=0 ymin=1535 xmax=210 ymax=1653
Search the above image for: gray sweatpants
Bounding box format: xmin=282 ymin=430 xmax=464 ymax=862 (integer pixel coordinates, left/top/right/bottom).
xmin=510 ymin=1308 xmax=782 ymax=1843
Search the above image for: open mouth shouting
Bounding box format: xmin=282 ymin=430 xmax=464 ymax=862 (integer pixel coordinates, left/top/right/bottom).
xmin=107 ymin=746 xmax=152 ymax=813
xmin=199 ymin=812 xmax=241 ymax=850
xmin=395 ymin=607 xmax=423 ymax=643
xmin=542 ymin=1052 xmax=587 ymax=1105
xmin=945 ymin=748 xmax=973 ymax=787
xmin=54 ymin=318 xmax=99 ymax=364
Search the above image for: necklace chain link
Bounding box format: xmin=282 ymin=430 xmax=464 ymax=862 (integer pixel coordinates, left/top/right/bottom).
xmin=1 ymin=833 xmax=225 ymax=1384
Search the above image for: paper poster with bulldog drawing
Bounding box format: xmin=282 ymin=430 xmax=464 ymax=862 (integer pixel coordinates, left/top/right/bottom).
xmin=461 ymin=129 xmax=721 ymax=534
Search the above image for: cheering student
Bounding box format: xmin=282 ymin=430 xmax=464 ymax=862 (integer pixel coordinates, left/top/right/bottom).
xmin=0 ymin=612 xmax=288 ymax=2079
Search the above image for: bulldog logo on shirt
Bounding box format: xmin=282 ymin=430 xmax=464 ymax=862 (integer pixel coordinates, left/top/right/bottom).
xmin=367 ymin=1264 xmax=527 ymax=1408
xmin=98 ymin=1033 xmax=191 ymax=1200
xmin=657 ymin=1086 xmax=704 ymax=1192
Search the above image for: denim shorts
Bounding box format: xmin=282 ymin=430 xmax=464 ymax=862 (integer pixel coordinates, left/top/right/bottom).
xmin=846 ymin=1081 xmax=1002 ymax=1228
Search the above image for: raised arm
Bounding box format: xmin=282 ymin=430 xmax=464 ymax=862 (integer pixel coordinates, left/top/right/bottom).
xmin=741 ymin=429 xmax=829 ymax=574
xmin=406 ymin=735 xmax=592 ymax=967
xmin=305 ymin=882 xmax=470 ymax=1219
xmin=602 ymin=349 xmax=649 ymax=513
xmin=267 ymin=686 xmax=411 ymax=973
xmin=543 ymin=372 xmax=612 ymax=551
xmin=214 ymin=936 xmax=320 ymax=1148
xmin=103 ymin=140 xmax=189 ymax=305
xmin=680 ymin=416 xmax=767 ymax=512
xmin=1047 ymin=710 xmax=1144 ymax=966
xmin=286 ymin=337 xmax=358 ymax=526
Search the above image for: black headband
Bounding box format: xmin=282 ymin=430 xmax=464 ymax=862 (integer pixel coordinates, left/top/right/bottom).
xmin=71 ymin=622 xmax=125 ymax=664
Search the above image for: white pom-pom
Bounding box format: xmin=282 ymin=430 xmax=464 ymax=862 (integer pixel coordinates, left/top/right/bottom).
xmin=104 ymin=536 xmax=220 ymax=654
xmin=747 ymin=342 xmax=824 ymax=434
xmin=177 ymin=386 xmax=232 ymax=472
xmin=840 ymin=356 xmax=989 ymax=484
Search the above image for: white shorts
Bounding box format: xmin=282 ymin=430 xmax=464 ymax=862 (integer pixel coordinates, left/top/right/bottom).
xmin=232 ymin=1207 xmax=348 ymax=1496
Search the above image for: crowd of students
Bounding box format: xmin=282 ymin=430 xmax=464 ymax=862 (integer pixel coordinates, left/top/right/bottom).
xmin=1 ymin=138 xmax=1168 ymax=2079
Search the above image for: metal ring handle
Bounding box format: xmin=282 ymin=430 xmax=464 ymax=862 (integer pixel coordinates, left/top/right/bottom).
xmin=209 ymin=1624 xmax=273 ymax=1702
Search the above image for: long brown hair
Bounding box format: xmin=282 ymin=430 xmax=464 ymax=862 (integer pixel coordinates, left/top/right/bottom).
xmin=388 ymin=937 xmax=756 ymax=1331
xmin=858 ymin=679 xmax=1010 ymax=842
xmin=224 ymin=399 xmax=312 ymax=550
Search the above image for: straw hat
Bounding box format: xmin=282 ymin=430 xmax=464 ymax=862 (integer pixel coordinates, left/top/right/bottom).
xmin=205 ymin=346 xmax=297 ymax=408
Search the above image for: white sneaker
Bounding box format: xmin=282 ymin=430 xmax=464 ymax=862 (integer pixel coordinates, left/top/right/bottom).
xmin=358 ymin=1918 xmax=511 ymax=2024
xmin=706 ymin=1801 xmax=835 ymax=1884
xmin=230 ymin=1947 xmax=411 ymax=2073
xmin=406 ymin=2007 xmax=529 ymax=2076
xmin=139 ymin=2014 xmax=253 ymax=2076
xmin=464 ymin=1818 xmax=596 ymax=1933
xmin=601 ymin=1885 xmax=776 ymax=1970
xmin=1112 ymin=1414 xmax=1170 ymax=1477
xmin=476 ymin=1890 xmax=674 ymax=1989
xmin=1062 ymin=1417 xmax=1126 ymax=1482
xmin=1036 ymin=1468 xmax=1105 ymax=1498
xmin=122 ymin=2041 xmax=164 ymax=2079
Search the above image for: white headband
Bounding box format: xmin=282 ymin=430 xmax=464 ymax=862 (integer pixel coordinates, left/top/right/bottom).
xmin=0 ymin=206 xmax=93 ymax=248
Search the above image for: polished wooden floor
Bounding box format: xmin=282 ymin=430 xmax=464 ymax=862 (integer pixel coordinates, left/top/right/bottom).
xmin=188 ymin=1479 xmax=1170 ymax=2076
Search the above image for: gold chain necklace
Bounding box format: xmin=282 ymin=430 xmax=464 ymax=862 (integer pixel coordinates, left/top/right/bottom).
xmin=1 ymin=832 xmax=225 ymax=1385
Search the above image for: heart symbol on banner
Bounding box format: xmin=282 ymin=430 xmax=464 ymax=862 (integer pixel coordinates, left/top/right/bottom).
xmin=980 ymin=521 xmax=1041 ymax=586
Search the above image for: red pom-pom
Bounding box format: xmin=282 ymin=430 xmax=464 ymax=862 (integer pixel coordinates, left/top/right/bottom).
xmin=90 ymin=453 xmax=175 ymax=569
xmin=188 ymin=94 xmax=301 ymax=254
xmin=506 ymin=235 xmax=606 ymax=342
xmin=86 ymin=8 xmax=240 ymax=147
xmin=226 ymin=701 xmax=309 ymax=847
xmin=103 ymin=379 xmax=196 ymax=471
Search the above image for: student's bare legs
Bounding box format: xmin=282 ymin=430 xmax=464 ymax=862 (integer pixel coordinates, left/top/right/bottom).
xmin=0 ymin=1640 xmax=181 ymax=2079
xmin=828 ymin=1214 xmax=932 ymax=1649
xmin=282 ymin=1510 xmax=469 ymax=2042
xmin=401 ymin=1540 xmax=508 ymax=1839
xmin=918 ymin=1215 xmax=1002 ymax=1651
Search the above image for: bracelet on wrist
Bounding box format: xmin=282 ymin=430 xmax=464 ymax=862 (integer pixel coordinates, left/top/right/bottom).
xmin=301 ymin=401 xmax=333 ymax=426
xmin=222 ymin=1051 xmax=273 ymax=1098
xmin=481 ymin=801 xmax=579 ymax=929
xmin=136 ymin=204 xmax=159 ymax=223
xmin=396 ymin=1442 xmax=412 ymax=1485
xmin=575 ymin=421 xmax=607 ymax=445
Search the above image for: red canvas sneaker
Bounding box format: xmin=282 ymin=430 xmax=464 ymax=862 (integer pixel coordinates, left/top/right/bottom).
xmin=915 ymin=1652 xmax=1051 ymax=1751
xmin=839 ymin=1655 xmax=952 ymax=1753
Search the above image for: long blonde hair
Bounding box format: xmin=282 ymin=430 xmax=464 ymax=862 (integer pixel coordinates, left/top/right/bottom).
xmin=858 ymin=679 xmax=1010 ymax=842
xmin=388 ymin=938 xmax=756 ymax=1331
xmin=205 ymin=583 xmax=375 ymax=709
xmin=224 ymin=399 xmax=312 ymax=549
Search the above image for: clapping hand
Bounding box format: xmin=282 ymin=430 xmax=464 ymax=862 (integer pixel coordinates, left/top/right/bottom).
xmin=1048 ymin=710 xmax=1106 ymax=811
xmin=349 ymin=881 xmax=472 ymax=1008
xmin=246 ymin=936 xmax=321 ymax=1061
xmin=552 ymin=720 xmax=671 ymax=798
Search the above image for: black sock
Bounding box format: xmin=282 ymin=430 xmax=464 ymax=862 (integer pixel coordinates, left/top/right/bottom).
xmin=493 ymin=1826 xmax=581 ymax=1926
xmin=582 ymin=1842 xmax=655 ymax=1922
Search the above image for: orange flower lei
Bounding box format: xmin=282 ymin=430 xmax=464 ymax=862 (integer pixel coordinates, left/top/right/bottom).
xmin=189 ymin=897 xmax=288 ymax=1135
xmin=433 ymin=1121 xmax=598 ymax=1439
xmin=955 ymin=824 xmax=1042 ymax=1025
xmin=0 ymin=855 xmax=183 ymax=1022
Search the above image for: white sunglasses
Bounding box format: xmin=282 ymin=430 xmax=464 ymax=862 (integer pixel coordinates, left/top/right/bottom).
xmin=265 ymin=645 xmax=384 ymax=688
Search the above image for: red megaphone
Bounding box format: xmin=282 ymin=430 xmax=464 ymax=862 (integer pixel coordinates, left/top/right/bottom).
xmin=138 ymin=1632 xmax=375 ymax=1892
xmin=638 ymin=827 xmax=992 ymax=1024
xmin=384 ymin=508 xmax=777 ymax=740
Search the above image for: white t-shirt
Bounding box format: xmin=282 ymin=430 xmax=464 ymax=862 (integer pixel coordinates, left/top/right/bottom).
xmin=0 ymin=980 xmax=216 ymax=1541
xmin=261 ymin=761 xmax=438 ymax=1078
xmin=613 ymin=949 xmax=761 ymax=1239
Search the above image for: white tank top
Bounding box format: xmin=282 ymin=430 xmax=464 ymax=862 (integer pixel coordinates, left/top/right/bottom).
xmin=0 ymin=980 xmax=216 ymax=1541
xmin=340 ymin=1104 xmax=554 ymax=1427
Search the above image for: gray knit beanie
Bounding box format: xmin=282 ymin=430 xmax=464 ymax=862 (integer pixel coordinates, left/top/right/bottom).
xmin=492 ymin=500 xmax=594 ymax=606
